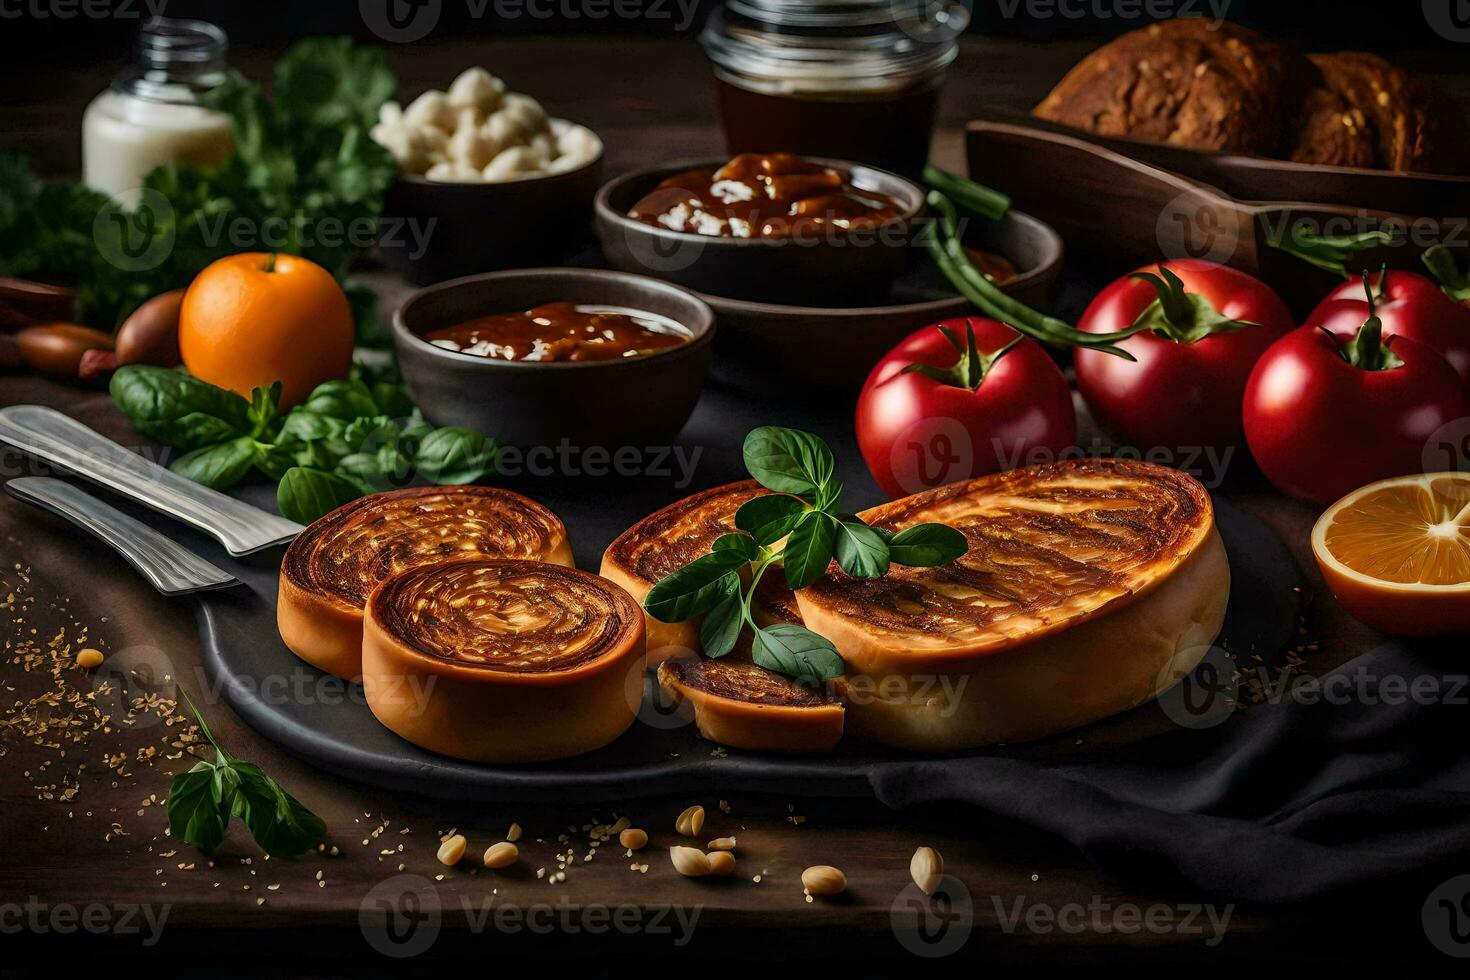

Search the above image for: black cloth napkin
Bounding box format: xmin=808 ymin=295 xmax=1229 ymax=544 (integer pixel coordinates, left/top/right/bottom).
xmin=869 ymin=636 xmax=1470 ymax=904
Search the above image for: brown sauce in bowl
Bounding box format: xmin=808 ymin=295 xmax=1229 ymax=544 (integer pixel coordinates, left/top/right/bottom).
xmin=963 ymin=246 xmax=1019 ymax=286
xmin=425 ymin=302 xmax=688 ymax=363
xmin=627 ymin=152 xmax=904 ymax=239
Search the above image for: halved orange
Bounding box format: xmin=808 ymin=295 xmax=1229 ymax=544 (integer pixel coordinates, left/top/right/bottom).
xmin=1311 ymin=472 xmax=1470 ymax=635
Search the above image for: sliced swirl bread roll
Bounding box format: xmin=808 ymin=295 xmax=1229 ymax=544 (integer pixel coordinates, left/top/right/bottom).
xmin=657 ymin=653 xmax=844 ymax=754
xmin=362 ymin=558 xmax=645 ymax=762
xmin=600 ymin=480 xmax=799 ymax=663
xmin=797 ymin=459 xmax=1229 ymax=752
xmin=278 ymin=486 xmax=572 ymax=680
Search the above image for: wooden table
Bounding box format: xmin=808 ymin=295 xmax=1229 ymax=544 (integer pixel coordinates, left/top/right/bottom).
xmin=0 ymin=33 xmax=1457 ymax=969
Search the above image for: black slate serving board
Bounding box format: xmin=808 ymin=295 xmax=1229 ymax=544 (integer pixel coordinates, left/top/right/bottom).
xmin=190 ymin=384 xmax=1301 ymax=802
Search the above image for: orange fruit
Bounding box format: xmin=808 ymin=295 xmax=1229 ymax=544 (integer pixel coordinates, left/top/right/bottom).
xmin=1311 ymin=472 xmax=1470 ymax=635
xmin=179 ymin=253 xmax=353 ymax=408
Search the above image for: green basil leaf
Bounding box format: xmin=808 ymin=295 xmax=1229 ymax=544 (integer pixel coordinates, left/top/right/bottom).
xmin=228 ymin=760 xmax=326 ymax=856
xmin=278 ymin=410 xmax=347 ymax=445
xmin=169 ymin=437 xmax=258 ymax=490
xmin=299 ymin=379 xmax=378 ymax=420
xmin=699 ymin=591 xmax=744 ymax=659
xmin=246 ymin=382 xmax=282 ymax=437
xmin=644 ymin=553 xmax=745 ymax=624
xmin=166 ymin=761 xmax=231 ymax=854
xmin=834 ymin=519 xmax=890 ymax=578
xmin=782 ymin=512 xmax=836 ymax=590
xmin=370 ymin=381 xmax=415 ymax=419
xmin=751 ymin=624 xmax=845 ymax=682
xmin=109 ymin=365 xmax=251 ymax=450
xmin=735 ymin=494 xmax=805 ymax=544
xmin=711 ymin=532 xmax=759 ymax=561
xmin=253 ymin=441 xmax=299 ymax=481
xmin=888 ymin=523 xmax=970 ymax=567
xmin=415 ymin=427 xmax=497 ymax=485
xmin=277 ymin=467 xmax=363 ymax=524
xmin=742 ymin=427 xmax=835 ymax=497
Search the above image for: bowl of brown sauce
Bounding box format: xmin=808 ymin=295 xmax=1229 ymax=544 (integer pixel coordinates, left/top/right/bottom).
xmin=594 ymin=153 xmax=925 ymax=305
xmin=393 ymin=269 xmax=714 ymax=449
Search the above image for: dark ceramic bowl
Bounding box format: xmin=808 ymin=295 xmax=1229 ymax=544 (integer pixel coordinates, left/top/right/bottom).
xmin=703 ymin=207 xmax=1065 ymax=394
xmin=378 ymin=136 xmax=603 ymax=286
xmin=594 ymin=157 xmax=925 ymax=306
xmin=393 ymin=269 xmax=713 ymax=448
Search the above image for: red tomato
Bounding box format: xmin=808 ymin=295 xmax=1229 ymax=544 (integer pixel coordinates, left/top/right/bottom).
xmin=1243 ymin=320 xmax=1469 ymax=506
xmin=856 ymin=317 xmax=1076 ymax=499
xmin=1305 ymin=270 xmax=1470 ymax=386
xmin=1075 ymin=259 xmax=1293 ymax=451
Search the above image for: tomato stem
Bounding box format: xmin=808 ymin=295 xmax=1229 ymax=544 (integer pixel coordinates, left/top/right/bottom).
xmin=1323 ymin=273 xmax=1404 ymax=372
xmin=1127 ymin=266 xmax=1258 ymax=343
xmin=262 ymin=253 xmax=278 ymax=274
xmin=902 ymin=319 xmax=1022 ymax=391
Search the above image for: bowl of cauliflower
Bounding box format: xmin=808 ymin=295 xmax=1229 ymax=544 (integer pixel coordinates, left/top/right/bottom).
xmin=372 ymin=68 xmax=604 ymax=284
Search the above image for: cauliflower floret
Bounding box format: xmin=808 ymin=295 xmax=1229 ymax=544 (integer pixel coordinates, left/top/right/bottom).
xmin=482 ymin=145 xmax=549 ymax=182
xmin=403 ymin=90 xmax=455 ymax=133
xmin=425 ymin=161 xmax=485 ymax=183
xmin=446 ymin=67 xmax=506 ymax=115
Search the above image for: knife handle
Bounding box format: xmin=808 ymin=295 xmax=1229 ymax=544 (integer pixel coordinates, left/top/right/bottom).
xmin=0 ymin=405 xmax=301 ymax=556
xmin=7 ymin=477 xmax=240 ymax=595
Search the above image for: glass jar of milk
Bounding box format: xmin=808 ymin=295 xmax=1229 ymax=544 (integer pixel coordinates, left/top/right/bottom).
xmin=82 ymin=18 xmax=235 ymax=204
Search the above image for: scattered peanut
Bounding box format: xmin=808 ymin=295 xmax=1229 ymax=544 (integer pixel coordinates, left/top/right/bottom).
xmin=75 ymin=648 xmax=105 ymax=669
xmin=483 ymin=841 xmax=518 ymax=869
xmin=675 ymin=805 xmax=705 ymax=837
xmin=619 ymin=828 xmax=648 ymax=851
xmin=706 ymin=850 xmax=736 ymax=876
xmin=436 ymin=834 xmax=467 ymax=866
xmin=910 ymin=847 xmax=943 ymax=895
xmin=670 ymin=846 xmax=710 ymax=877
xmin=801 ymin=865 xmax=846 ymax=896
xmin=506 ymin=822 xmax=523 ymax=842
xmin=706 ymin=837 xmax=737 ymax=851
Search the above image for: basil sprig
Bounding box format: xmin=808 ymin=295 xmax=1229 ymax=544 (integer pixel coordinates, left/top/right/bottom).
xmin=167 ymin=692 xmax=326 ymax=856
xmin=644 ymin=427 xmax=969 ymax=684
xmin=111 ymin=364 xmax=497 ymax=523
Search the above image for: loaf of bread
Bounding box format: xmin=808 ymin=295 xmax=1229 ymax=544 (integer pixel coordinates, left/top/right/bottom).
xmin=1034 ymin=22 xmax=1469 ymax=174
xmin=1033 ymin=19 xmax=1315 ymax=154
xmin=1288 ymin=52 xmax=1470 ymax=174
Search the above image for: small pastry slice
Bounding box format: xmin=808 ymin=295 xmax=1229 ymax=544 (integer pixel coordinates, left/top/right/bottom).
xmin=601 ymin=480 xmax=799 ymax=664
xmin=658 ymin=653 xmax=843 ymax=754
xmin=278 ymin=485 xmax=572 ymax=680
xmin=361 ymin=558 xmax=645 ymax=763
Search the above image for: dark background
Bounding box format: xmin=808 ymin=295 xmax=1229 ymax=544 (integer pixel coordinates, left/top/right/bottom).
xmin=1 ymin=0 xmax=1461 ymax=68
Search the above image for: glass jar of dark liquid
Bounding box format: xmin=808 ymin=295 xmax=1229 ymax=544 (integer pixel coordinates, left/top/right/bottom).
xmin=701 ymin=0 xmax=967 ymax=176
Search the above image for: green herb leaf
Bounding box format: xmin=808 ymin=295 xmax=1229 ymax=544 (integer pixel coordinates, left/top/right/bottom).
xmin=110 ymin=366 xmax=251 ymax=450
xmin=834 ymin=519 xmax=890 ymax=578
xmin=752 ymin=624 xmax=844 ymax=683
xmin=888 ymin=523 xmax=969 ymax=567
xmin=166 ymin=761 xmax=231 ymax=854
xmin=276 ymin=467 xmax=363 ymax=524
xmin=644 ymin=552 xmax=745 ymax=623
xmin=700 ymin=592 xmax=745 ymax=659
xmin=782 ymin=512 xmax=837 ymax=590
xmin=711 ymin=532 xmax=759 ymax=561
xmin=735 ymin=494 xmax=805 ymax=545
xmin=169 ymin=436 xmax=259 ymax=490
xmin=229 ymin=761 xmax=328 ymax=857
xmin=415 ymin=427 xmax=497 ymax=484
xmin=166 ymin=698 xmax=325 ymax=856
xmin=299 ymin=379 xmax=379 ymax=420
xmin=742 ymin=427 xmax=835 ymax=497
